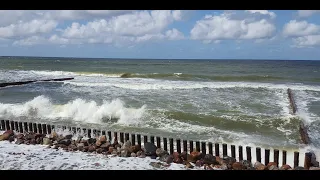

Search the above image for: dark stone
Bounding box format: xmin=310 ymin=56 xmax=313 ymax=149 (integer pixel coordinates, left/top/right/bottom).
xmin=88 ymin=145 xmax=96 ymax=152
xmin=165 ymin=155 xmax=173 ymax=164
xmin=65 ymin=134 xmax=73 ymax=140
xmin=8 ymin=136 xmax=14 ymax=143
xmin=131 ymin=145 xmax=141 ymax=153
xmin=16 ymin=134 xmax=24 ymax=139
xmin=203 ymin=154 xmax=217 ymax=165
xmin=25 ymin=133 xmax=35 ymax=140
xmin=87 ymin=138 xmax=96 ymax=145
xmin=188 ymin=151 xmax=201 ymax=163
xmin=294 ymin=166 xmax=305 ymax=170
xmin=3 ymin=130 xmax=14 ymax=136
xmin=195 ymin=160 xmax=204 ymax=167
xmin=240 ymin=160 xmax=252 ymax=169
xmin=58 ymin=139 xmax=71 ymax=146
xmin=15 ymin=138 xmax=24 ymax=145
xmin=180 ymin=151 xmax=188 ymax=160
xmin=150 ymin=155 xmax=157 ymax=159
xmin=144 ymin=142 xmax=157 ymax=156
xmin=100 ymin=142 xmax=111 ymax=150
xmin=96 ymin=148 xmax=103 ymax=154
xmin=280 ymin=164 xmax=292 ymax=170
xmin=30 ymin=139 xmax=36 ymax=145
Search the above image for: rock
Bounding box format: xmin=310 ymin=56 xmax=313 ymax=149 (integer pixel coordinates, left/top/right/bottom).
xmin=87 ymin=138 xmax=96 ymax=145
xmin=0 ymin=133 xmax=11 ymax=141
xmin=294 ymin=166 xmax=305 ymax=170
xmin=65 ymin=134 xmax=73 ymax=139
xmin=144 ymin=142 xmax=157 ymax=156
xmin=185 ymin=162 xmax=194 ymax=169
xmin=108 ymin=146 xmax=114 ymax=153
xmin=88 ymin=145 xmax=96 ymax=152
xmin=120 ymin=149 xmax=129 ymax=157
xmin=50 ymin=131 xmax=58 ymax=140
xmin=269 ymin=165 xmax=279 ymax=170
xmin=150 ymin=155 xmax=157 ymax=159
xmin=131 ymin=145 xmax=141 ymax=153
xmin=149 ymin=162 xmax=162 ymax=169
xmin=80 ymin=140 xmax=88 ymax=146
xmin=35 ymin=137 xmax=42 ymax=144
xmin=8 ymin=136 xmax=14 ymax=143
xmin=58 ymin=139 xmax=71 ymax=146
xmin=117 ymin=147 xmax=121 ymax=153
xmin=136 ymin=151 xmax=142 ymax=157
xmin=310 ymin=152 xmax=319 ymax=167
xmin=267 ymin=162 xmax=278 ymax=169
xmin=114 ymin=144 xmax=121 ymax=149
xmin=122 ymin=140 xmax=131 ymax=149
xmin=3 ymin=130 xmax=14 ymax=136
xmin=59 ymin=144 xmax=67 ymax=149
xmin=240 ymin=160 xmax=252 ymax=169
xmin=195 ymin=160 xmax=204 ymax=167
xmin=156 ymin=148 xmax=168 ymax=157
xmin=165 ymin=155 xmax=173 ymax=164
xmin=204 ymin=164 xmax=213 ymax=170
xmin=232 ymin=162 xmax=244 ymax=170
xmin=221 ymin=163 xmax=228 ymax=170
xmin=223 ymin=156 xmax=236 ymax=168
xmin=99 ymin=135 xmax=107 ymax=143
xmin=30 ymin=139 xmax=36 ymax=145
xmin=173 ymin=152 xmax=182 ymax=163
xmin=16 ymin=134 xmax=24 ymax=139
xmin=254 ymin=162 xmax=266 ymax=170
xmin=309 ymin=167 xmax=320 ymax=170
xmin=95 ymin=140 xmax=102 ymax=147
xmin=131 ymin=153 xmax=136 ymax=157
xmin=96 ymin=148 xmax=103 ymax=154
xmin=77 ymin=143 xmax=84 ymax=148
xmin=180 ymin=151 xmax=188 ymax=160
xmin=203 ymin=154 xmax=217 ymax=165
xmin=159 ymin=154 xmax=169 ymax=162
xmin=188 ymin=151 xmax=201 ymax=163
xmin=35 ymin=133 xmax=44 ymax=139
xmin=111 ymin=150 xmax=117 ymax=155
xmin=42 ymin=138 xmax=52 ymax=145
xmin=280 ymin=164 xmax=292 ymax=170
xmin=215 ymin=156 xmax=225 ymax=165
xmin=139 ymin=151 xmax=146 ymax=158
xmin=15 ymin=138 xmax=24 ymax=145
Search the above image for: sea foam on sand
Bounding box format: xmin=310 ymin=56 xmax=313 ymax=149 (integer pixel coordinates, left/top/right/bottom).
xmin=0 ymin=141 xmax=200 ymax=170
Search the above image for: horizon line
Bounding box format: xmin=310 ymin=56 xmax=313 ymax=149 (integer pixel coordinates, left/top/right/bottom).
xmin=0 ymin=55 xmax=319 ymax=61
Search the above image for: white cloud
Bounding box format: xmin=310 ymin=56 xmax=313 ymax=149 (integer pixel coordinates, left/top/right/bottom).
xmin=292 ymin=35 xmax=320 ymax=47
xmin=297 ymin=10 xmax=320 ymax=18
xmin=165 ymin=28 xmax=184 ymax=40
xmin=0 ymin=20 xmax=57 ymax=38
xmin=283 ymin=20 xmax=320 ymax=37
xmin=245 ymin=10 xmax=276 ymax=19
xmin=190 ymin=11 xmax=276 ymax=42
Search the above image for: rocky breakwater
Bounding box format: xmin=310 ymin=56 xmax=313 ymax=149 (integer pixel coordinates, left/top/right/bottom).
xmin=0 ymin=130 xmax=319 ymax=170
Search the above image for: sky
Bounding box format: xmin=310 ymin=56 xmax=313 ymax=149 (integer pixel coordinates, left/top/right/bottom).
xmin=0 ymin=10 xmax=320 ymax=60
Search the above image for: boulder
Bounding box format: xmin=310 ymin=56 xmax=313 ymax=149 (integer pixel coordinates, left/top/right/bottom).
xmin=280 ymin=164 xmax=292 ymax=170
xmin=203 ymin=154 xmax=217 ymax=165
xmin=232 ymin=162 xmax=244 ymax=170
xmin=144 ymin=142 xmax=157 ymax=156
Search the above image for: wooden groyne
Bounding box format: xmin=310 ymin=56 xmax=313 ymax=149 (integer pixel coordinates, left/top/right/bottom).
xmin=0 ymin=78 xmax=74 ymax=88
xmin=287 ymin=88 xmax=310 ymax=145
xmin=0 ymin=119 xmax=317 ymax=169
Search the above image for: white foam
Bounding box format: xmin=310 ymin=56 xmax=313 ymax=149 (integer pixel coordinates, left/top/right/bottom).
xmin=0 ymin=96 xmax=146 ymax=126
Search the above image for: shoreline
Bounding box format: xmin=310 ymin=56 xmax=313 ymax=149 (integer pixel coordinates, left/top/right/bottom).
xmin=1 ymin=130 xmax=318 ymax=170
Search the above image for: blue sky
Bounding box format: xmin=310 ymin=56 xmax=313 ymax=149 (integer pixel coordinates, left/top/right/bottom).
xmin=0 ymin=10 xmax=320 ymax=60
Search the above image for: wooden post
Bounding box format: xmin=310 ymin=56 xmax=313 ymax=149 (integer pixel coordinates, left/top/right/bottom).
xmin=189 ymin=140 xmax=194 ymax=153
xmin=131 ymin=134 xmax=136 ymax=145
xmin=42 ymin=124 xmax=47 ymax=134
xmin=150 ymin=136 xmax=155 ymax=144
xmin=239 ymin=146 xmax=243 ymax=161
xmin=96 ymin=130 xmax=101 ymax=136
xmin=169 ymin=138 xmax=174 ymax=154
xmin=156 ymin=137 xmax=161 ymax=148
xmin=274 ymin=149 xmax=279 ymax=167
xmin=223 ymin=144 xmax=227 ymax=156
xmin=71 ymin=127 xmax=76 ymax=134
xmin=47 ymin=124 xmax=51 ymax=134
xmin=33 ymin=123 xmax=37 ymax=133
xmin=28 ymin=123 xmax=33 ymax=132
xmin=231 ymin=145 xmax=236 ymax=158
xmin=294 ymin=152 xmax=299 ymax=168
xmin=144 ymin=135 xmax=148 ymax=144
xmin=37 ymin=124 xmax=42 ymax=134
xmin=107 ymin=131 xmax=112 ymax=141
xmin=87 ymin=129 xmax=92 ymax=138
xmin=208 ymin=142 xmax=213 ymax=155
xmin=215 ymin=143 xmax=220 ymax=156
xmin=113 ymin=132 xmax=117 ymax=141
xmin=282 ymin=150 xmax=287 ymax=165
xmin=246 ymin=146 xmax=252 ymax=162
xmin=256 ymin=147 xmax=261 ymax=163
xmin=10 ymin=121 xmax=14 ymax=130
xmin=201 ymin=142 xmax=206 ymax=154
xmin=0 ymin=120 xmax=5 ymax=130
xmin=196 ymin=141 xmax=200 ymax=152
xmin=163 ymin=138 xmax=168 ymax=151
xmin=5 ymin=120 xmax=10 ymax=130
xmin=92 ymin=129 xmax=97 ymax=137
xmin=176 ymin=139 xmax=181 ymax=153
xmin=265 ymin=149 xmax=270 ymax=165
xmin=101 ymin=131 xmax=106 ymax=136
xmin=137 ymin=134 xmax=142 ymax=146
xmin=183 ymin=140 xmax=188 ymax=153
xmin=125 ymin=133 xmax=129 ymax=142
xmin=18 ymin=122 xmax=23 ymax=133
xmin=14 ymin=121 xmax=19 ymax=131
xmin=304 ymin=152 xmax=312 ymax=170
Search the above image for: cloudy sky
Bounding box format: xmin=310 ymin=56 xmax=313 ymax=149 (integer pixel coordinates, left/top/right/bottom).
xmin=0 ymin=10 xmax=320 ymax=60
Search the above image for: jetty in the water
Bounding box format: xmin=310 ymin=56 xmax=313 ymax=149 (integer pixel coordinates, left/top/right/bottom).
xmin=0 ymin=78 xmax=74 ymax=88
xmin=287 ymin=88 xmax=310 ymax=145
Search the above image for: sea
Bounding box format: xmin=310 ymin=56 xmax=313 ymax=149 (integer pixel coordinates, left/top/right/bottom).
xmin=0 ymin=56 xmax=320 ymax=154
